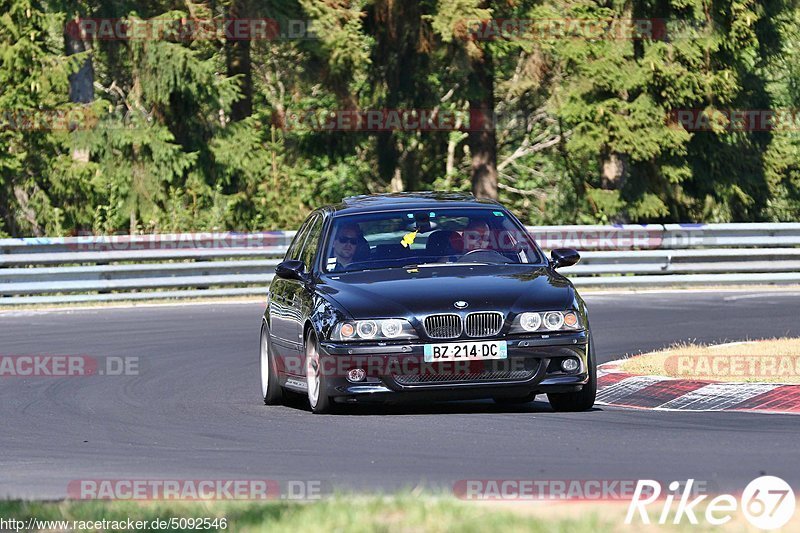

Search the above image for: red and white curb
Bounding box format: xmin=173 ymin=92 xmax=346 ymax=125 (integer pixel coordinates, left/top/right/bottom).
xmin=597 ymin=360 xmax=800 ymax=414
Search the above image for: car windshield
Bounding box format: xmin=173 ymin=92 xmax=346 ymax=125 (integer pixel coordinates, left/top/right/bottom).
xmin=322 ymin=207 xmax=544 ymax=273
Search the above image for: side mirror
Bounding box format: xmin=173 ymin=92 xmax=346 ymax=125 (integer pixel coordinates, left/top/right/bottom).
xmin=275 ymin=259 xmax=307 ymax=281
xmin=550 ymin=248 xmax=580 ymax=269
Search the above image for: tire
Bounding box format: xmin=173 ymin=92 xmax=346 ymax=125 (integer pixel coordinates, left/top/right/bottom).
xmin=260 ymin=323 xmax=283 ymax=405
xmin=493 ymin=392 xmax=537 ymax=404
xmin=305 ymin=331 xmax=334 ymax=414
xmin=547 ymin=337 xmax=596 ymax=412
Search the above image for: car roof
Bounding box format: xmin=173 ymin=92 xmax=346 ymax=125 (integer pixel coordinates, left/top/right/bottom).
xmin=328 ymin=192 xmax=503 ymax=216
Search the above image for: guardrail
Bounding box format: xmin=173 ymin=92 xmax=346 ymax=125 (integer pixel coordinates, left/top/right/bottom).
xmin=1 ymin=224 xmax=799 ymax=305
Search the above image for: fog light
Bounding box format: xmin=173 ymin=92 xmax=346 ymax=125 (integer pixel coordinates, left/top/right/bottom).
xmin=347 ymin=368 xmax=366 ymax=382
xmin=560 ymin=358 xmax=579 ymax=372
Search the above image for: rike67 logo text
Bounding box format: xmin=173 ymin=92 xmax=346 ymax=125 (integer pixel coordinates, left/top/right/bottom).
xmin=626 ymin=476 xmax=795 ymax=529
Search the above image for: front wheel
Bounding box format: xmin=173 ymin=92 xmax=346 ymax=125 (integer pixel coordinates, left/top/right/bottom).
xmin=547 ymin=337 xmax=596 ymax=412
xmin=305 ymin=331 xmax=334 ymax=414
xmin=260 ymin=324 xmax=283 ymax=405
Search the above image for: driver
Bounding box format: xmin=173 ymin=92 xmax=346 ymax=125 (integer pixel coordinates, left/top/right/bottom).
xmin=462 ymin=220 xmax=492 ymax=252
xmin=330 ymin=223 xmax=364 ymax=271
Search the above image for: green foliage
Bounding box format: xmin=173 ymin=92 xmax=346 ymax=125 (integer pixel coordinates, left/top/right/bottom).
xmin=0 ymin=0 xmax=72 ymax=235
xmin=2 ymin=0 xmax=800 ymax=236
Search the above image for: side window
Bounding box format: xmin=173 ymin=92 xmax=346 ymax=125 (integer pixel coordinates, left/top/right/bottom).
xmin=285 ymin=217 xmax=313 ymax=261
xmin=299 ymin=215 xmax=324 ymax=271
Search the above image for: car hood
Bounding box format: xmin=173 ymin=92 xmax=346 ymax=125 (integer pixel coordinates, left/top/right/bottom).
xmin=317 ymin=264 xmax=573 ymax=319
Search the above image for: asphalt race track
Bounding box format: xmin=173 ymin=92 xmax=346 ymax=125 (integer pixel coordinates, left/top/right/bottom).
xmin=1 ymin=289 xmax=800 ymax=499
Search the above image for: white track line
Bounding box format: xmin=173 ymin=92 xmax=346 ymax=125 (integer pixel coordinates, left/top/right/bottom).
xmin=656 ymin=383 xmax=779 ymax=411
xmin=595 ymin=376 xmax=669 ymax=404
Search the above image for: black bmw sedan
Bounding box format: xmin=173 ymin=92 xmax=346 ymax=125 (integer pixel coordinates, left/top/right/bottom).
xmin=260 ymin=192 xmax=594 ymax=413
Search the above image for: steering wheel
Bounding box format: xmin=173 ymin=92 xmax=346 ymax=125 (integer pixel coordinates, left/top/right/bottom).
xmin=461 ymin=248 xmax=494 ymax=257
xmin=457 ymin=249 xmax=511 ymax=264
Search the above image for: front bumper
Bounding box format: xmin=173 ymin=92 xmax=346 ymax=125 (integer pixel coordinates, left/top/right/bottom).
xmin=318 ymin=331 xmax=589 ymax=402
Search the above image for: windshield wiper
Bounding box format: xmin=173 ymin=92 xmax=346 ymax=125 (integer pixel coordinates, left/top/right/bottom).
xmin=402 ymin=262 xmax=490 ymax=268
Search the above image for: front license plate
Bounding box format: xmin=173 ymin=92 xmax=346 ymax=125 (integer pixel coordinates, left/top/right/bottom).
xmin=423 ymin=340 xmax=508 ymax=362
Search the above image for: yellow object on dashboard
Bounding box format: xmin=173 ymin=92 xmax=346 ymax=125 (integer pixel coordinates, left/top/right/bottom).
xmin=400 ymin=230 xmax=418 ymax=248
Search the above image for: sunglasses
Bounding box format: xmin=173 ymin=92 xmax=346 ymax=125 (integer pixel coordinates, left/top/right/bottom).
xmin=337 ymin=236 xmax=359 ymax=245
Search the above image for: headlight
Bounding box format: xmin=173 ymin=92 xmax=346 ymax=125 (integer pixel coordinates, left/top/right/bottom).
xmin=380 ymin=319 xmax=404 ymax=337
xmin=357 ymin=320 xmax=378 ymax=339
xmin=510 ymin=311 xmax=582 ymax=334
xmin=518 ymin=312 xmax=542 ymax=332
xmin=543 ymin=311 xmax=564 ymax=330
xmin=331 ymin=319 xmax=417 ymax=341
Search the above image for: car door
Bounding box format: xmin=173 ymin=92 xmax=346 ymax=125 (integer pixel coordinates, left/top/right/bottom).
xmin=269 ymin=216 xmax=313 ymax=363
xmin=289 ymin=214 xmax=325 ymax=361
